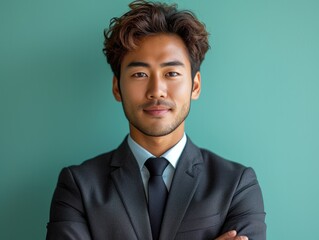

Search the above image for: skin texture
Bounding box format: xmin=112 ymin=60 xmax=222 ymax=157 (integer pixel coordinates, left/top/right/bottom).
xmin=112 ymin=34 xmax=249 ymax=240
xmin=113 ymin=34 xmax=200 ymax=157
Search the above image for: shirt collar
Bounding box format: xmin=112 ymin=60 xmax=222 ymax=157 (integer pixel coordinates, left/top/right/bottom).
xmin=127 ymin=133 xmax=187 ymax=170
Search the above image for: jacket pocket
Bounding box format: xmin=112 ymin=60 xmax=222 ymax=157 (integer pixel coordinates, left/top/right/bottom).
xmin=178 ymin=213 xmax=221 ymax=233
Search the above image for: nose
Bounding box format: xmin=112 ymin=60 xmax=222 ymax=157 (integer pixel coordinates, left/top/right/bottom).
xmin=146 ymin=74 xmax=167 ymax=99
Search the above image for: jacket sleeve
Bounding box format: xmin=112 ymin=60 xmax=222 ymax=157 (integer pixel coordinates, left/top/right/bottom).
xmin=221 ymin=167 xmax=266 ymax=240
xmin=46 ymin=167 xmax=92 ymax=240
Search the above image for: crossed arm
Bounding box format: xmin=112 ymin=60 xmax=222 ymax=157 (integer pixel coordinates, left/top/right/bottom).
xmin=47 ymin=166 xmax=265 ymax=239
xmin=215 ymin=230 xmax=248 ymax=240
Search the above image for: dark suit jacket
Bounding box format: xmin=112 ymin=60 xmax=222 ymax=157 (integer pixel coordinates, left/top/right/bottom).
xmin=46 ymin=137 xmax=266 ymax=240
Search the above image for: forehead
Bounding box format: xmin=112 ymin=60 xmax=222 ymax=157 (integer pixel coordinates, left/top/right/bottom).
xmin=121 ymin=34 xmax=191 ymax=67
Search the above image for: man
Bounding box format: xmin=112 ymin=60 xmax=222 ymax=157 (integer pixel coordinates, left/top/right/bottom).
xmin=46 ymin=1 xmax=266 ymax=240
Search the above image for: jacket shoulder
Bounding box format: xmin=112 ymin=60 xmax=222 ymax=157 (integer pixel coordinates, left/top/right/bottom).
xmin=199 ymin=147 xmax=246 ymax=171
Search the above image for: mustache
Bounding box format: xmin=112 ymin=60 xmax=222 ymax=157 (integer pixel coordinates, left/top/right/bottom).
xmin=139 ymin=99 xmax=176 ymax=109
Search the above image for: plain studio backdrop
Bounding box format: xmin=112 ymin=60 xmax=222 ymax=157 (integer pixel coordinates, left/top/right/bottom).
xmin=1 ymin=0 xmax=318 ymax=239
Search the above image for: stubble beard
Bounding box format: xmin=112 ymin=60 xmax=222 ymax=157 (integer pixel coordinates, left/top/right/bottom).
xmin=121 ymin=100 xmax=191 ymax=137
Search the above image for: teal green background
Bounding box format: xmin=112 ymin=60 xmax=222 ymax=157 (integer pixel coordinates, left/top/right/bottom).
xmin=1 ymin=0 xmax=318 ymax=239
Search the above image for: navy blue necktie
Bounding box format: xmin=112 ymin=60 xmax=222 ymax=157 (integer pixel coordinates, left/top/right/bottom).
xmin=145 ymin=157 xmax=169 ymax=240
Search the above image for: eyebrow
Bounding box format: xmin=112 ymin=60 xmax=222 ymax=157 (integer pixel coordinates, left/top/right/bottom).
xmin=126 ymin=61 xmax=150 ymax=68
xmin=160 ymin=61 xmax=185 ymax=68
xmin=126 ymin=61 xmax=185 ymax=69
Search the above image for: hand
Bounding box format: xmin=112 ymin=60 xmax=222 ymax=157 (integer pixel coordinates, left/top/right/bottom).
xmin=214 ymin=230 xmax=248 ymax=240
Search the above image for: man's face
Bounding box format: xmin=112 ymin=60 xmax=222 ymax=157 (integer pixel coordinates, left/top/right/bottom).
xmin=113 ymin=34 xmax=200 ymax=139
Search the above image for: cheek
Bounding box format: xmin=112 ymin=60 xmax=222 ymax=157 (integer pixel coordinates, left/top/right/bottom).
xmin=121 ymin=83 xmax=144 ymax=102
xmin=169 ymin=82 xmax=192 ymax=98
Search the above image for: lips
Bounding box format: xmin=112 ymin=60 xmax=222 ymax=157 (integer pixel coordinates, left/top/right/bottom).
xmin=140 ymin=100 xmax=175 ymax=117
xmin=143 ymin=106 xmax=170 ymax=117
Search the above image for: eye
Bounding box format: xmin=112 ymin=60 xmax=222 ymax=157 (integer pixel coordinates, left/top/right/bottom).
xmin=132 ymin=72 xmax=148 ymax=78
xmin=165 ymin=72 xmax=180 ymax=78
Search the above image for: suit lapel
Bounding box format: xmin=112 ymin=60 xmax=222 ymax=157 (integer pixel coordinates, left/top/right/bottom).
xmin=159 ymin=138 xmax=203 ymax=240
xmin=110 ymin=139 xmax=152 ymax=240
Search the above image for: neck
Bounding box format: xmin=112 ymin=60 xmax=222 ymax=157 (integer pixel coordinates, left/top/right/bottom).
xmin=129 ymin=125 xmax=185 ymax=157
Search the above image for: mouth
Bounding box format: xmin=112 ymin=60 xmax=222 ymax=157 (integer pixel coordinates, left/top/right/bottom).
xmin=143 ymin=106 xmax=171 ymax=117
xmin=142 ymin=100 xmax=174 ymax=117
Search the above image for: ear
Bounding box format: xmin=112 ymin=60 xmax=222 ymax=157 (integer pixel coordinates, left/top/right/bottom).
xmin=191 ymin=71 xmax=201 ymax=100
xmin=112 ymin=76 xmax=122 ymax=102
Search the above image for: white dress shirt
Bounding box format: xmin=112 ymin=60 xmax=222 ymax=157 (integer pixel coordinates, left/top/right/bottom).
xmin=127 ymin=134 xmax=187 ymax=199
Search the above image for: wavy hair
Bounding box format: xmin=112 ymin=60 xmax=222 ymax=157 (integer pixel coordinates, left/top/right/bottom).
xmin=103 ymin=0 xmax=210 ymax=80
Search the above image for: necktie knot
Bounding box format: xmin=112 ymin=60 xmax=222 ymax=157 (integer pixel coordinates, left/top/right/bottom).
xmin=145 ymin=157 xmax=169 ymax=176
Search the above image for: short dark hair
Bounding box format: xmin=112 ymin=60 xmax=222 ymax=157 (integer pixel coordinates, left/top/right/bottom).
xmin=103 ymin=0 xmax=210 ymax=80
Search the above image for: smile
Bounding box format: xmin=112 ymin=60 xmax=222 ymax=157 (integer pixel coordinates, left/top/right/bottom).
xmin=143 ymin=106 xmax=171 ymax=117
